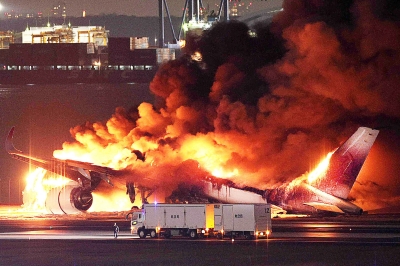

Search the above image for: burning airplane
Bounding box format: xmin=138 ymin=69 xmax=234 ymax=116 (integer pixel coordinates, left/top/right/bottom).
xmin=4 ymin=0 xmax=400 ymax=216
xmin=264 ymin=127 xmax=379 ymax=214
xmin=6 ymin=126 xmax=378 ymax=215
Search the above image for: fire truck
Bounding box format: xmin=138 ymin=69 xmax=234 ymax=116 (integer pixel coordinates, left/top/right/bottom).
xmin=130 ymin=203 xmax=272 ymax=239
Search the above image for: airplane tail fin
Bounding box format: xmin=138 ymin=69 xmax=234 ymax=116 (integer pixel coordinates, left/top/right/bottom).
xmin=313 ymin=127 xmax=379 ymax=199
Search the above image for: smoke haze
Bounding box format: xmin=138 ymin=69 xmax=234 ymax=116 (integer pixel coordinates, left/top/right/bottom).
xmin=54 ymin=0 xmax=400 ymax=211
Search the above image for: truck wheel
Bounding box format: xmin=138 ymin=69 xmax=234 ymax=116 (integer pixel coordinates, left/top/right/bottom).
xmin=138 ymin=229 xmax=146 ymax=239
xmin=150 ymin=230 xmax=158 ymax=238
xmin=164 ymin=230 xmax=171 ymax=239
xmin=189 ymin=230 xmax=198 ymax=239
xmin=245 ymin=234 xmax=253 ymax=240
xmin=216 ymin=233 xmax=223 ymax=239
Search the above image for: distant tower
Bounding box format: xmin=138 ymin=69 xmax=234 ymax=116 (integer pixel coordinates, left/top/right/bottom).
xmin=52 ymin=2 xmax=66 ymax=18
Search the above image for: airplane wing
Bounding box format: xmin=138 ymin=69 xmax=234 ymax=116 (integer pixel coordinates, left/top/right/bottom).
xmin=5 ymin=127 xmax=115 ymax=188
xmin=303 ymin=202 xmax=345 ymax=213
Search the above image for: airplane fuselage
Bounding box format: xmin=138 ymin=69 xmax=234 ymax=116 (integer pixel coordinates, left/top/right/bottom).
xmin=6 ymin=126 xmax=378 ymax=216
xmin=265 ymin=182 xmax=363 ymax=215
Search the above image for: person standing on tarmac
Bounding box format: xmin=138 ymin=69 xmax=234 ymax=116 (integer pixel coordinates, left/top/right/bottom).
xmin=113 ymin=223 xmax=119 ymax=238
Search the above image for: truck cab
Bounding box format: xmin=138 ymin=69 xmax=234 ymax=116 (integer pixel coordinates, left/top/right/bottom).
xmin=130 ymin=209 xmax=146 ymax=235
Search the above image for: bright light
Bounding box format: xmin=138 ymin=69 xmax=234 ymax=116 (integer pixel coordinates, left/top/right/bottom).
xmin=286 ymin=150 xmax=336 ymax=190
xmin=307 ymin=151 xmax=335 ymax=183
xmin=191 ymin=51 xmax=202 ymax=61
xmin=212 ymin=167 xmax=239 ymax=178
xmin=22 ymin=168 xmax=70 ymax=212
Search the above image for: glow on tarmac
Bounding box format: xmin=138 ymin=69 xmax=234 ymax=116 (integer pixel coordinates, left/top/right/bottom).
xmin=0 ymin=230 xmax=137 ymax=240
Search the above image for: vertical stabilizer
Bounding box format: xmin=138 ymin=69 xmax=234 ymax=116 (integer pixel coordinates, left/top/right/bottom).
xmin=314 ymin=127 xmax=379 ymax=199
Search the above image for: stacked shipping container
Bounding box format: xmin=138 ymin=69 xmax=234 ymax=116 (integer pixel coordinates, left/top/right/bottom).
xmin=108 ymin=37 xmax=175 ymax=66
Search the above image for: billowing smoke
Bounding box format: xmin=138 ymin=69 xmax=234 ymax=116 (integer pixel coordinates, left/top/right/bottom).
xmin=54 ymin=0 xmax=400 ymax=211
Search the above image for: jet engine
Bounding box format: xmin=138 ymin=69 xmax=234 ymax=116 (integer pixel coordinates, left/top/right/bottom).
xmin=45 ymin=182 xmax=93 ymax=214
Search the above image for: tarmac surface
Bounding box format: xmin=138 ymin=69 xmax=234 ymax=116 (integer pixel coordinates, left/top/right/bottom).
xmin=0 ymin=207 xmax=399 ymax=265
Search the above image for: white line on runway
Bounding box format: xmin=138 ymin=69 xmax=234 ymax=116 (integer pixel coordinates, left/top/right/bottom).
xmin=0 ymin=230 xmax=138 ymax=240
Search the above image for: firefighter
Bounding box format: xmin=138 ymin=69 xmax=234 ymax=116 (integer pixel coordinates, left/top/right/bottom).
xmin=113 ymin=223 xmax=119 ymax=238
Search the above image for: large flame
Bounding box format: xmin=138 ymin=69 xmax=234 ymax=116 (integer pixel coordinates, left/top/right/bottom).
xmin=306 ymin=151 xmax=334 ymax=184
xmin=285 ymin=151 xmax=334 ymax=191
xmin=19 ymin=0 xmax=400 ymax=212
xmin=22 ymin=150 xmax=335 ymax=213
xmin=91 ymin=191 xmax=135 ymax=212
xmin=22 ymin=168 xmax=69 ymax=212
xmin=22 ymin=167 xmax=134 ymax=213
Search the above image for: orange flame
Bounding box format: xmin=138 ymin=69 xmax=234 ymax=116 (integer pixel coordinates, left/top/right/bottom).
xmin=211 ymin=167 xmax=239 ymax=178
xmin=307 ymin=151 xmax=334 ymax=184
xmin=23 ymin=134 xmax=335 ymax=213
xmin=286 ymin=151 xmax=334 ymax=190
xmin=91 ymin=191 xmax=136 ymax=212
xmin=22 ymin=167 xmax=70 ymax=212
xmin=22 ymin=167 xmax=134 ymax=213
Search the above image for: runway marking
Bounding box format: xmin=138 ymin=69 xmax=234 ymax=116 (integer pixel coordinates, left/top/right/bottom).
xmin=0 ymin=230 xmax=138 ymax=240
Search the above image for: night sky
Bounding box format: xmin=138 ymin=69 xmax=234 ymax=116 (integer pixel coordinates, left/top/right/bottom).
xmin=1 ymin=0 xmax=283 ymax=17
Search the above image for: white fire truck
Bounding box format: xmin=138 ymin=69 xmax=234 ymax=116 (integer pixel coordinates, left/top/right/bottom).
xmin=214 ymin=203 xmax=272 ymax=239
xmin=130 ymin=203 xmax=272 ymax=239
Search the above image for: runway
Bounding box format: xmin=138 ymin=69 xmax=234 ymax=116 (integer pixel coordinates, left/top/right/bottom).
xmin=0 ymin=232 xmax=399 ymax=266
xmin=0 ymin=209 xmax=399 ymax=265
xmin=0 ymin=208 xmax=399 ymax=242
xmin=0 ymin=229 xmax=399 ymax=245
xmin=0 ymin=210 xmax=400 ymax=242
